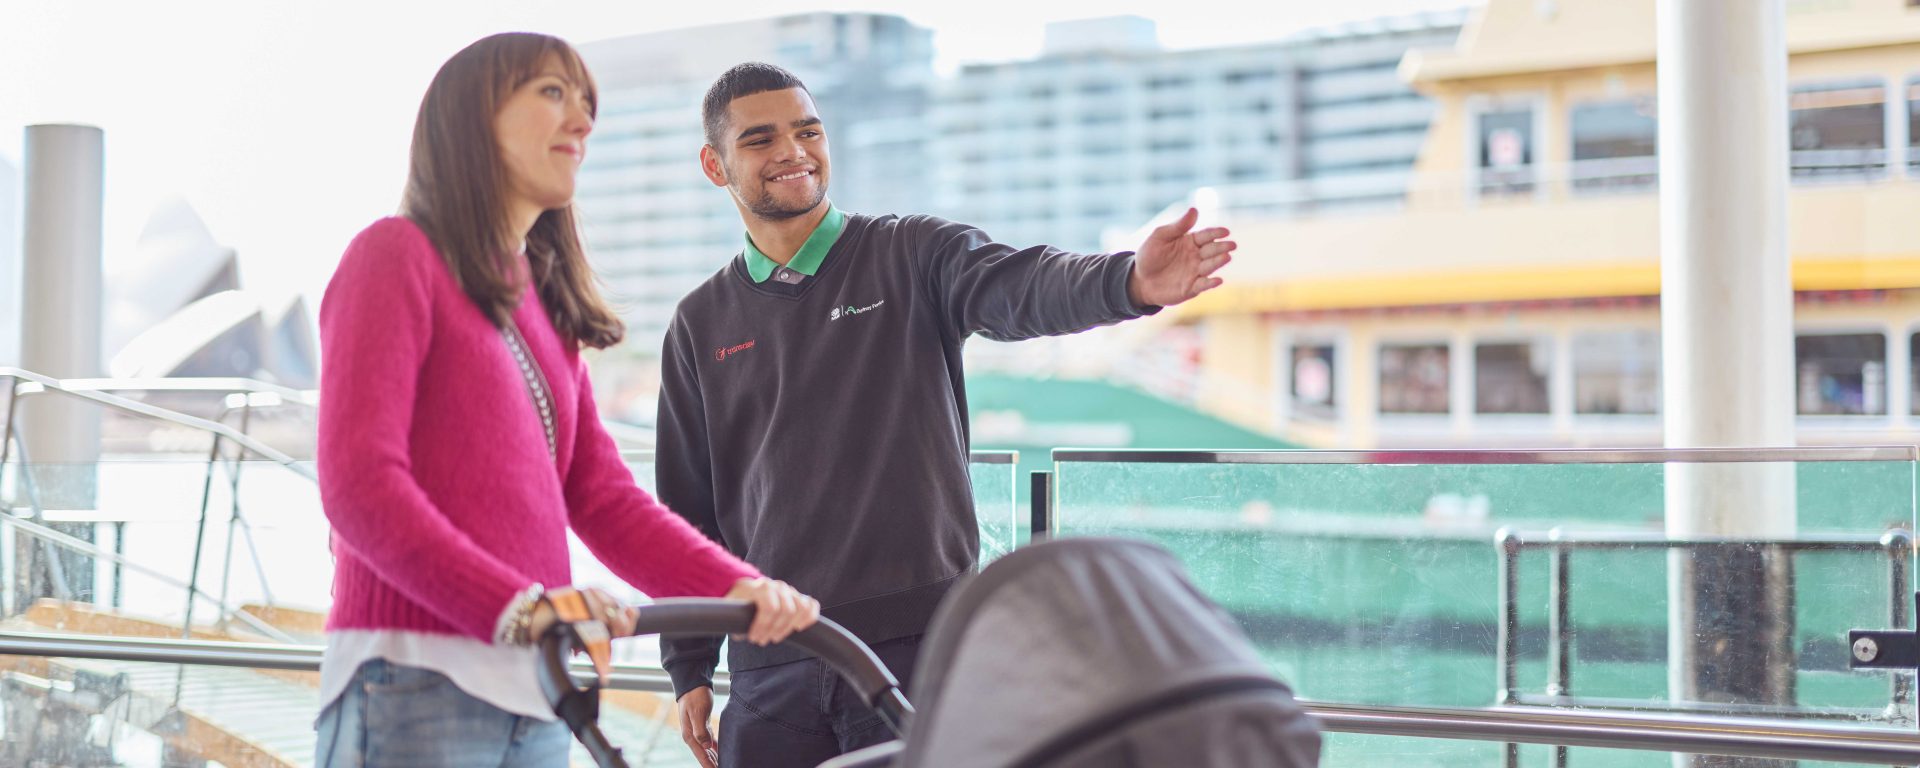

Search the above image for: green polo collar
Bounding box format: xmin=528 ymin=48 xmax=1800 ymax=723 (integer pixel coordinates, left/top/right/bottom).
xmin=744 ymin=205 xmax=846 ymax=283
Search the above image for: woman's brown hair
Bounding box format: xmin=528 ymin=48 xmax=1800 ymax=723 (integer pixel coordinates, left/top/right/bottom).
xmin=401 ymin=32 xmax=623 ymax=349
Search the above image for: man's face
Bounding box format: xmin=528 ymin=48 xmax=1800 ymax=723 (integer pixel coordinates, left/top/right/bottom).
xmin=703 ymin=88 xmax=831 ymax=221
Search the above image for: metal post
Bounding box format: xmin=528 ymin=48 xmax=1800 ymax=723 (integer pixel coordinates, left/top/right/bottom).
xmin=1549 ymin=537 xmax=1572 ymax=768
xmin=1030 ymin=471 xmax=1052 ymax=542
xmin=111 ymin=520 xmax=124 ymax=611
xmin=215 ymin=403 xmax=251 ymax=626
xmin=1658 ymin=2 xmax=1796 ymax=764
xmin=1497 ymin=528 xmax=1521 ymax=707
xmin=183 ymin=435 xmax=222 ymax=637
xmin=0 ymin=377 xmax=13 ymax=618
xmin=1497 ymin=529 xmax=1523 ymax=768
xmin=0 ymin=374 xmax=17 ymax=469
xmin=1887 ymin=528 xmax=1913 ymax=721
xmin=0 ymin=506 xmax=10 ymax=616
xmin=1548 ymin=540 xmax=1571 ymax=698
xmin=6 ymin=435 xmax=69 ymax=608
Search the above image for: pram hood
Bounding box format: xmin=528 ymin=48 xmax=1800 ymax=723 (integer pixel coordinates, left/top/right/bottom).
xmin=897 ymin=537 xmax=1321 ymax=768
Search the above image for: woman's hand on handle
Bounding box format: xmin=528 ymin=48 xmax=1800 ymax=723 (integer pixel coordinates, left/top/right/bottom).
xmin=527 ymin=586 xmax=639 ymax=641
xmin=724 ymin=577 xmax=820 ymax=646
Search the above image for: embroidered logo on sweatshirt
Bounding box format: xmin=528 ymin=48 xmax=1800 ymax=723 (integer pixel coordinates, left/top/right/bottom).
xmin=715 ymin=339 xmax=756 ymax=361
xmin=830 ymin=299 xmax=884 ymax=321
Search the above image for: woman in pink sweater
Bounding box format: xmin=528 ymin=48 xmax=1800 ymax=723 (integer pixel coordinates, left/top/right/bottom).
xmin=313 ymin=33 xmax=818 ymax=767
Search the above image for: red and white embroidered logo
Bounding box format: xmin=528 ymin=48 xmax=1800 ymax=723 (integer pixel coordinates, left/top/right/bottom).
xmin=715 ymin=340 xmax=756 ymax=361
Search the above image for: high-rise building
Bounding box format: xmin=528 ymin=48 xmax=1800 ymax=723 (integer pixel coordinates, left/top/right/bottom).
xmin=928 ymin=11 xmax=1467 ymax=252
xmin=574 ymin=14 xmax=936 ymax=353
xmin=573 ymin=10 xmax=1465 ymax=372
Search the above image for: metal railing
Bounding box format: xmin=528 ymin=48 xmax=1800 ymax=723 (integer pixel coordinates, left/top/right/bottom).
xmin=1496 ymin=527 xmax=1914 ymax=722
xmin=0 ymin=510 xmax=295 ymax=643
xmin=1040 ymin=445 xmax=1920 ymax=764
xmin=1050 ymin=446 xmax=1920 ymax=465
xmin=1035 ymin=444 xmax=1920 ymax=540
xmin=53 ymin=376 xmax=318 ymax=407
xmin=619 ymin=449 xmax=1020 ymax=465
xmin=8 ymin=630 xmax=1920 ymax=764
xmin=0 ymin=367 xmax=311 ymax=474
xmin=1 ymin=367 xmax=313 ymax=642
xmin=0 ymin=629 xmax=695 ymax=693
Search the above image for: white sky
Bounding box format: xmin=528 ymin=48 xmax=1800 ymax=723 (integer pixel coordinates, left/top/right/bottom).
xmin=0 ymin=0 xmax=1473 ymax=307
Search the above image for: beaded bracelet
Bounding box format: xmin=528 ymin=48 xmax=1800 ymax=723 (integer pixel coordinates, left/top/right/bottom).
xmin=494 ymin=582 xmax=546 ymax=647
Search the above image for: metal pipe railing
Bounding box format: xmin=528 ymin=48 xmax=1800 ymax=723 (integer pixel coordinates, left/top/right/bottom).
xmin=620 ymin=449 xmax=1020 ymax=465
xmin=1494 ymin=527 xmax=1914 ymax=727
xmin=1305 ymin=701 xmax=1920 ymax=765
xmin=54 ymin=376 xmax=318 ymax=406
xmin=1052 ymin=446 xmax=1919 ymax=465
xmin=0 ymin=629 xmax=711 ymax=692
xmin=0 ymin=367 xmax=313 ymax=641
xmin=0 ymin=512 xmax=294 ymax=643
xmin=0 ymin=367 xmax=311 ymax=477
xmin=8 ymin=631 xmax=1920 ymax=764
xmin=1046 ymin=445 xmax=1920 ymax=764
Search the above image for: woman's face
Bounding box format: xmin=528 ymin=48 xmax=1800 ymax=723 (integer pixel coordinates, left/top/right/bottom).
xmin=495 ymin=55 xmax=594 ymax=219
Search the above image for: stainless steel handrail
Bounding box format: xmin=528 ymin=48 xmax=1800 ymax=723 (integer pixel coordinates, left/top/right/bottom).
xmin=1305 ymin=701 xmax=1920 ymax=764
xmin=619 ymin=449 xmax=1021 ymax=465
xmin=7 ymin=631 xmax=1920 ymax=763
xmin=0 ymin=512 xmax=295 ymax=643
xmin=0 ymin=367 xmax=312 ymax=478
xmin=55 ymin=376 xmax=318 ymax=406
xmin=1494 ymin=527 xmax=1915 ymax=723
xmin=0 ymin=630 xmax=720 ymax=693
xmin=1 ymin=368 xmax=308 ymax=642
xmin=1052 ymin=446 xmax=1919 ymax=464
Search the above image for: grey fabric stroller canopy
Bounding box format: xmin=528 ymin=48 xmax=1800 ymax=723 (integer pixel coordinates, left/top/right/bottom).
xmin=544 ymin=537 xmax=1320 ymax=768
xmin=884 ymin=536 xmax=1321 ymax=768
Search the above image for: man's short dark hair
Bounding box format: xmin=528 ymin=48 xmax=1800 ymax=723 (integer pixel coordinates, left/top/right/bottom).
xmin=703 ymin=62 xmax=811 ymax=151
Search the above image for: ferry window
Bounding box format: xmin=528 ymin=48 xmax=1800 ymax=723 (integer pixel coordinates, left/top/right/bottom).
xmin=1570 ymin=98 xmax=1657 ymax=192
xmin=1380 ymin=343 xmax=1450 ymax=414
xmin=1910 ymin=332 xmax=1920 ymax=415
xmin=1573 ymin=330 xmax=1660 ymax=415
xmin=1290 ymin=343 xmax=1337 ymax=419
xmin=1908 ymin=77 xmax=1920 ymax=174
xmin=1476 ymin=107 xmax=1535 ymax=196
xmin=1475 ymin=340 xmax=1551 ymax=414
xmin=1796 ymin=332 xmax=1886 ymax=415
xmin=1790 ymin=80 xmax=1887 ymax=179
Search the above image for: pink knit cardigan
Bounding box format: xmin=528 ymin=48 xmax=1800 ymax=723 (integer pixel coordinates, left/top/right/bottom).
xmin=318 ymin=217 xmax=756 ymax=640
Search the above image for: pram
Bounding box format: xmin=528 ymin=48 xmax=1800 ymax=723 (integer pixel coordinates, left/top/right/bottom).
xmin=539 ymin=537 xmax=1322 ymax=768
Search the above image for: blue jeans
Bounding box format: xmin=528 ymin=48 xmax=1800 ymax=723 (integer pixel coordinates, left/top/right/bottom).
xmin=718 ymin=634 xmax=921 ymax=768
xmin=314 ymin=659 xmax=570 ymax=768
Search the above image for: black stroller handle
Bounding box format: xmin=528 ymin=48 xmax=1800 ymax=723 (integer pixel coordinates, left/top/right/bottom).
xmin=537 ymin=599 xmax=914 ymax=768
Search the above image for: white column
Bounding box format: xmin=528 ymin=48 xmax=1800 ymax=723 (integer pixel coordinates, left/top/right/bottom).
xmin=1658 ymin=0 xmax=1794 ymax=537
xmin=11 ymin=124 xmax=104 ymax=612
xmin=1657 ymin=2 xmax=1796 ymax=757
xmin=19 ymin=124 xmax=105 ymax=472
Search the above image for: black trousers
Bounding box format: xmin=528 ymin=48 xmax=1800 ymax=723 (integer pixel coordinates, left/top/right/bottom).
xmin=719 ymin=634 xmax=922 ymax=768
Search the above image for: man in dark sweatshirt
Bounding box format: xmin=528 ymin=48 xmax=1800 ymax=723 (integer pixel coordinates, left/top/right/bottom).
xmin=659 ymin=62 xmax=1236 ymax=768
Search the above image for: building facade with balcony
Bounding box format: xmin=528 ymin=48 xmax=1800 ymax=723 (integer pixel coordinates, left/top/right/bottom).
xmin=1144 ymin=0 xmax=1920 ymax=449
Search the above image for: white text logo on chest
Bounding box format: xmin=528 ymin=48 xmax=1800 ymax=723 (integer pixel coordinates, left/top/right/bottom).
xmin=830 ymin=299 xmax=884 ymax=321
